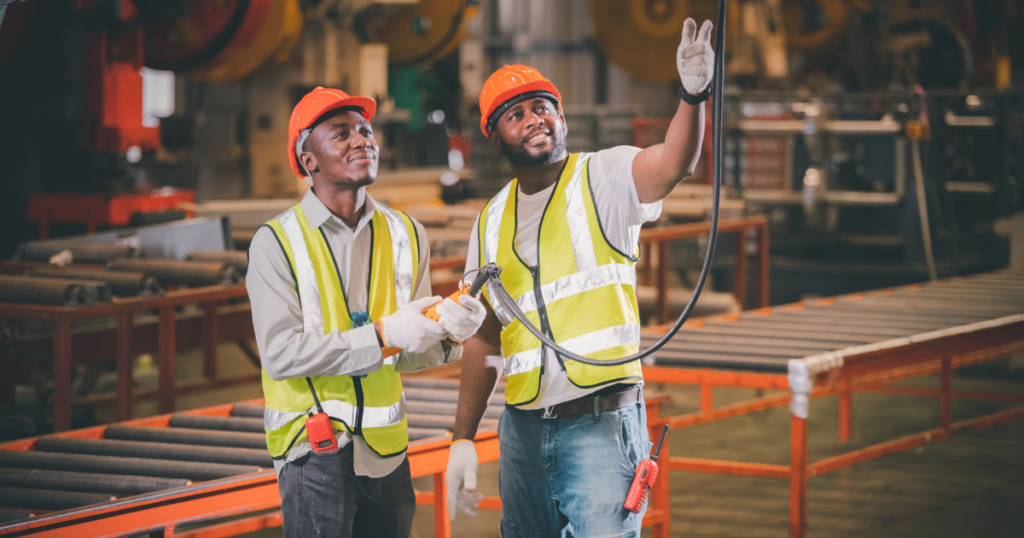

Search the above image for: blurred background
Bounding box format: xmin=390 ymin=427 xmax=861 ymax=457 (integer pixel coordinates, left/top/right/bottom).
xmin=1 ymin=0 xmax=1021 ymax=304
xmin=0 ymin=2 xmax=1023 ymax=536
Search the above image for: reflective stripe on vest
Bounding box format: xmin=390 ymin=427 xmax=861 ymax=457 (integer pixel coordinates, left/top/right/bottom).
xmin=264 ymin=394 xmax=407 ymax=431
xmin=261 ymin=203 xmax=417 ymax=458
xmin=479 ymin=153 xmax=643 ymax=406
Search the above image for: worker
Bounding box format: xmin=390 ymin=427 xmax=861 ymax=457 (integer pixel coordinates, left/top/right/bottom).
xmin=445 ymin=18 xmax=716 ymax=536
xmin=246 ymin=87 xmax=487 ymax=538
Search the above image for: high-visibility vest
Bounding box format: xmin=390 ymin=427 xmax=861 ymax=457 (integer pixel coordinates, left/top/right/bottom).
xmin=261 ymin=203 xmax=419 ymax=459
xmin=478 ymin=153 xmax=643 ymax=406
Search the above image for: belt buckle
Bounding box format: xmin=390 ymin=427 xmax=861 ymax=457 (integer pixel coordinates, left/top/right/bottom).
xmin=541 ymin=406 xmax=557 ymax=419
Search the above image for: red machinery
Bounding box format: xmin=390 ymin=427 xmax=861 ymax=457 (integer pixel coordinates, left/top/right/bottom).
xmin=26 ymin=191 xmax=195 ymax=239
xmin=74 ymin=0 xmax=160 ymax=153
xmin=68 ymin=0 xmax=298 ymax=154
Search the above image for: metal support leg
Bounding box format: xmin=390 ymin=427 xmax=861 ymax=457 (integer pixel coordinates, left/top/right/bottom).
xmin=115 ymin=312 xmax=133 ymax=421
xmin=434 ymin=472 xmax=450 ymax=538
xmin=789 ymin=415 xmax=807 ymax=538
xmin=0 ymin=320 xmax=15 ymax=406
xmin=52 ymin=316 xmax=73 ymax=432
xmin=733 ymin=230 xmax=748 ymax=310
xmin=158 ymin=307 xmax=176 ymax=415
xmin=202 ymin=302 xmax=219 ymax=380
xmin=657 ymin=241 xmax=669 ymax=324
xmin=940 ymin=357 xmax=952 ymax=430
xmin=756 ymin=223 xmax=770 ymax=308
xmin=642 ymin=240 xmax=653 ymax=286
xmin=651 ymin=421 xmax=671 ymax=538
xmin=838 ymin=383 xmax=852 ymax=442
xmin=700 ymin=383 xmax=714 ymax=412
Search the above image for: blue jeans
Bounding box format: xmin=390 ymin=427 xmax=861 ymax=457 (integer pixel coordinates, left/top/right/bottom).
xmin=277 ymin=444 xmax=415 ymax=538
xmin=498 ymin=399 xmax=652 ymax=538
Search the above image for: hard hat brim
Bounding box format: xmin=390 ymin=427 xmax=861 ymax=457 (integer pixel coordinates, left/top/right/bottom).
xmin=480 ymin=79 xmax=561 ymax=137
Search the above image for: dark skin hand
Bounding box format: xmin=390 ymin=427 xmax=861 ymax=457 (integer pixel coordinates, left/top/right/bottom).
xmin=297 ymin=108 xmax=391 ymax=343
xmin=453 ymin=95 xmax=705 ymax=442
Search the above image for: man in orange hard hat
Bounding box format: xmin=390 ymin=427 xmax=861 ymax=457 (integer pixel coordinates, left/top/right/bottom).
xmin=246 ymin=87 xmax=486 ymax=537
xmin=446 ymin=18 xmax=716 ymax=536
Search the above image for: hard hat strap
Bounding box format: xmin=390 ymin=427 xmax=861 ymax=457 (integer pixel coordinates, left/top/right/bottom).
xmin=295 ymin=128 xmax=312 ymax=177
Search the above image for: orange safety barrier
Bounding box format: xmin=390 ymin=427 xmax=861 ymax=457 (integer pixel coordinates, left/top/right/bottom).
xmin=0 ymin=282 xmax=254 ymax=431
xmin=639 ymin=216 xmax=770 ymax=319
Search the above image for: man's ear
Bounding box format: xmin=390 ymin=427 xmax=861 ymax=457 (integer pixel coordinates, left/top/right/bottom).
xmin=488 ymin=129 xmax=503 ymax=155
xmin=558 ymin=113 xmax=568 ymax=135
xmin=299 ymin=151 xmax=318 ymax=175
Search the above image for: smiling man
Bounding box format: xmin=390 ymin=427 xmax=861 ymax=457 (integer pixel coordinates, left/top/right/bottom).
xmin=246 ymin=87 xmax=485 ymax=537
xmin=445 ymin=19 xmax=716 ymax=537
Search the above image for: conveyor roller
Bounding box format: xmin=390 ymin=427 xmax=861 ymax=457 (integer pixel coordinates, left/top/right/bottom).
xmin=0 ymin=467 xmax=190 ymax=495
xmin=34 ymin=437 xmax=273 ymax=468
xmin=0 ymin=487 xmax=114 ymax=511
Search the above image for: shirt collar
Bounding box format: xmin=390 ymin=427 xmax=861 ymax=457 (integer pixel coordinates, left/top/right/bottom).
xmin=299 ymin=188 xmax=378 ymax=233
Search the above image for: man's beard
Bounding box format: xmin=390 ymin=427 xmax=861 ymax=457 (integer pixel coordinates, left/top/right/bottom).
xmin=347 ymin=173 xmax=375 ymax=187
xmin=499 ymin=123 xmax=566 ymax=167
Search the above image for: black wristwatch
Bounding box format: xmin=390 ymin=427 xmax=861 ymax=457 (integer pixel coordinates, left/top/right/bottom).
xmin=680 ymin=82 xmax=712 ymax=105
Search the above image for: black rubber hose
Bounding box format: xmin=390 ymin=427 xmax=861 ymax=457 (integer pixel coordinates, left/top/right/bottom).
xmin=483 ymin=0 xmax=728 ymax=367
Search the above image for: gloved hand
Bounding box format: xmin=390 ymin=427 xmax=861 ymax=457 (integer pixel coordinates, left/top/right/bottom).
xmin=677 ymin=18 xmax=715 ymax=96
xmin=446 ymin=440 xmax=483 ymax=522
xmin=381 ymin=296 xmax=446 ymax=353
xmin=435 ymin=292 xmax=487 ymax=342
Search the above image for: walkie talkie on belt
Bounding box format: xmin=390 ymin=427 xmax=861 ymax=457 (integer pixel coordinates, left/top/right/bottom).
xmin=305 ymin=377 xmax=338 ymax=454
xmin=624 ymin=424 xmax=670 ymax=514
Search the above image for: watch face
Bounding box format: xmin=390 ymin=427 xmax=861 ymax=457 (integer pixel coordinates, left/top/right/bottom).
xmin=351 ymin=311 xmax=371 ymax=328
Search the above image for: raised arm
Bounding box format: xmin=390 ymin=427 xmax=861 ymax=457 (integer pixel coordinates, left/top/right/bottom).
xmin=632 ymin=18 xmax=715 ymax=203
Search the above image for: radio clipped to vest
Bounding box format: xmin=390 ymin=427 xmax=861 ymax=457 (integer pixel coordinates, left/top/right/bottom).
xmin=304 ymin=377 xmax=339 ymax=454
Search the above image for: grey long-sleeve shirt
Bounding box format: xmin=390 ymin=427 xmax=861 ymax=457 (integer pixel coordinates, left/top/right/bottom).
xmin=247 ymin=188 xmax=459 ymax=478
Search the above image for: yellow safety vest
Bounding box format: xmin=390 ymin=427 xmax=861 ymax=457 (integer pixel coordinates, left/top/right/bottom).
xmin=261 ymin=203 xmax=419 ymax=459
xmin=478 ymin=153 xmax=643 ymax=406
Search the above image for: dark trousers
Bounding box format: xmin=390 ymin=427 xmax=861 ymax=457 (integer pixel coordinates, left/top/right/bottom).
xmin=278 ymin=444 xmax=415 ymax=538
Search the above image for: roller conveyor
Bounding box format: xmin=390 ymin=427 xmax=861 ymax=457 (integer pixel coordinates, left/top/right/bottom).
xmin=642 ymin=271 xmax=1024 ymax=538
xmin=0 ymin=376 xmax=503 ymax=530
xmin=646 ymin=271 xmax=1024 ymax=372
xmin=7 ymin=274 xmax=1016 ymax=534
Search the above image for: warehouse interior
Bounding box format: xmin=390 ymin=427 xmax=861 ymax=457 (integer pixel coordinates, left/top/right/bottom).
xmin=0 ymin=0 xmax=1022 ymax=537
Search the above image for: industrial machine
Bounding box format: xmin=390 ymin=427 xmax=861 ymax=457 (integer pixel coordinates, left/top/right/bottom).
xmin=724 ymin=89 xmax=1021 ymax=301
xmin=0 ymin=0 xmax=480 ymax=260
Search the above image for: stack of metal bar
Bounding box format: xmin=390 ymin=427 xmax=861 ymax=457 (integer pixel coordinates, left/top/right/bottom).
xmin=0 ymin=377 xmax=502 ymax=523
xmin=107 ymin=258 xmax=239 ymax=287
xmin=645 ymin=271 xmax=1024 ymax=372
xmin=0 ymin=275 xmax=112 ymax=306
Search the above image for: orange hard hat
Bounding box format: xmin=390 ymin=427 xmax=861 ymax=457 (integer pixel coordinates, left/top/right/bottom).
xmin=288 ymin=87 xmax=376 ymax=177
xmin=479 ymin=65 xmax=562 ymax=136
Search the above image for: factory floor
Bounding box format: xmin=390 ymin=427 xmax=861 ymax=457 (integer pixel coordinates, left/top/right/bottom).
xmin=156 ymin=345 xmax=1024 ymax=538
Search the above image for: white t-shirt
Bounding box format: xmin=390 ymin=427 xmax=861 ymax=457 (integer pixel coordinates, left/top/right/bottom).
xmin=464 ymin=146 xmax=662 ymax=409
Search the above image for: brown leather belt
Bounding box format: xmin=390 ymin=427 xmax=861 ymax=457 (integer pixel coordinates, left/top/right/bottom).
xmin=522 ymin=384 xmax=642 ymax=420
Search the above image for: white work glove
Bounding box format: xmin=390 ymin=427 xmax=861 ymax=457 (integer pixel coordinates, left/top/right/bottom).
xmin=435 ymin=292 xmax=487 ymax=342
xmin=446 ymin=440 xmax=483 ymax=522
xmin=380 ymin=296 xmax=446 ymax=353
xmin=678 ymin=18 xmax=715 ymax=96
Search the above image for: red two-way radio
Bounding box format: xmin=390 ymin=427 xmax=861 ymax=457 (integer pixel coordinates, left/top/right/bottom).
xmin=305 ymin=378 xmax=338 ymax=454
xmin=624 ymin=424 xmax=670 ymax=514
